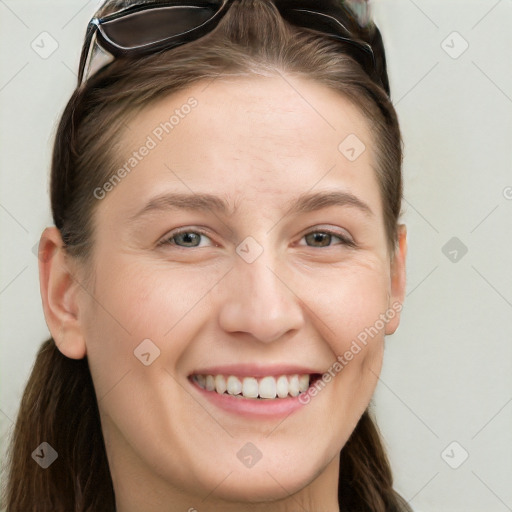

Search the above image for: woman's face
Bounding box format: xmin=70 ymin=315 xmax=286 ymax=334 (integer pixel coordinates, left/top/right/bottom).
xmin=53 ymin=75 xmax=406 ymax=509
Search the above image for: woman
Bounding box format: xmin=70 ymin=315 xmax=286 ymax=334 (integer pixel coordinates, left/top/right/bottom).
xmin=3 ymin=0 xmax=410 ymax=510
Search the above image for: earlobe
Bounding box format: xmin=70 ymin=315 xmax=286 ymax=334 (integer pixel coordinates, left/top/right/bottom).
xmin=38 ymin=227 xmax=87 ymax=360
xmin=385 ymin=224 xmax=407 ymax=335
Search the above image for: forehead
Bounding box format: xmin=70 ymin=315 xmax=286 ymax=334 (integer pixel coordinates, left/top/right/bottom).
xmin=104 ymin=74 xmax=382 ymax=220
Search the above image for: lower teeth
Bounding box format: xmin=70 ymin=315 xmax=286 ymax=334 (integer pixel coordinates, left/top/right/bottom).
xmin=228 ymin=393 xmax=280 ymax=400
xmin=224 ymin=391 xmax=303 ymax=400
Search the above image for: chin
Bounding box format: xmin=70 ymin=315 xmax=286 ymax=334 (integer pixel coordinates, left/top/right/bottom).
xmin=208 ymin=471 xmax=313 ymax=503
xmin=193 ymin=451 xmax=329 ymax=504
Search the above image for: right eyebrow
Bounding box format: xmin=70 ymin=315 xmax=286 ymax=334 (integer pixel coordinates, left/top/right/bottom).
xmin=128 ymin=192 xmax=237 ymax=222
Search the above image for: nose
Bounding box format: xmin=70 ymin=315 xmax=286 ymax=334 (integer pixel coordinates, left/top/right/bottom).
xmin=217 ymin=248 xmax=305 ymax=343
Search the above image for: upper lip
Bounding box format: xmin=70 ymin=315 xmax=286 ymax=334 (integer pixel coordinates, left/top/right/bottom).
xmin=189 ymin=364 xmax=322 ymax=378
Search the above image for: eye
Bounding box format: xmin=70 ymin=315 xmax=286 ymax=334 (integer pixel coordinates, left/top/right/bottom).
xmin=299 ymin=228 xmax=355 ymax=248
xmin=158 ymin=229 xmax=213 ymax=249
xmin=157 ymin=227 xmax=355 ymax=250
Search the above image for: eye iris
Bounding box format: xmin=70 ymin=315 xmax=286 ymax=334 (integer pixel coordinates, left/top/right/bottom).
xmin=306 ymin=232 xmax=331 ymax=247
xmin=176 ymin=232 xmax=201 ymax=247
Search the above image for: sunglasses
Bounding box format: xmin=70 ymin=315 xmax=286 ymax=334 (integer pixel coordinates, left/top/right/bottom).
xmin=78 ymin=0 xmax=389 ymax=95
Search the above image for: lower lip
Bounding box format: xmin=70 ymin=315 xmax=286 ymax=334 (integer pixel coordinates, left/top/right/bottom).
xmin=188 ymin=377 xmax=314 ymax=418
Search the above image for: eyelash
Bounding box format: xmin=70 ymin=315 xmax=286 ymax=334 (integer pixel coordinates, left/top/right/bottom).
xmin=157 ymin=227 xmax=356 ymax=249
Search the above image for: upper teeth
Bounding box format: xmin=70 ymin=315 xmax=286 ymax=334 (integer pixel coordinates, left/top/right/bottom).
xmin=193 ymin=374 xmax=310 ymax=399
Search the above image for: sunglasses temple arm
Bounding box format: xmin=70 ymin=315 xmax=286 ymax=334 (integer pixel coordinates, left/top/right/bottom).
xmin=79 ymin=25 xmax=115 ymax=86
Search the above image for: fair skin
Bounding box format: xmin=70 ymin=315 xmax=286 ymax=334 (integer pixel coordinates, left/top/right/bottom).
xmin=39 ymin=74 xmax=406 ymax=512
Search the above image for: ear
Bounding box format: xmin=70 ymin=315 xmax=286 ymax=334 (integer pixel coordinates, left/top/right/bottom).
xmin=385 ymin=224 xmax=407 ymax=335
xmin=38 ymin=227 xmax=87 ymax=359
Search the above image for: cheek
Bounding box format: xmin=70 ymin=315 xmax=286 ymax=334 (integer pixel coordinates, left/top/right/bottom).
xmin=82 ymin=257 xmax=223 ymax=381
xmin=302 ymin=258 xmax=391 ymax=351
xmin=299 ymin=258 xmax=389 ymax=409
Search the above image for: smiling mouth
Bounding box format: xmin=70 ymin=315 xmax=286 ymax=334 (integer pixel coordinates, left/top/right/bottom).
xmin=190 ymin=373 xmax=322 ymax=400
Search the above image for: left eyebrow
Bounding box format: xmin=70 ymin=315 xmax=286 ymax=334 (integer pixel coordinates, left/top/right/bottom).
xmin=283 ymin=190 xmax=374 ymax=218
xmin=127 ymin=189 xmax=374 ymax=223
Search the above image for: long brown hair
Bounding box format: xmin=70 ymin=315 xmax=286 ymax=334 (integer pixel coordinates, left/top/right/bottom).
xmin=2 ymin=1 xmax=410 ymax=510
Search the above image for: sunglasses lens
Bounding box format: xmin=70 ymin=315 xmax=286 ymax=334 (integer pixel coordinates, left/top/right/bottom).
xmin=102 ymin=6 xmax=217 ymax=50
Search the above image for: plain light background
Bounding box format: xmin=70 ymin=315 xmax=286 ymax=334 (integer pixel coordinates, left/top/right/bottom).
xmin=1 ymin=1 xmax=511 ymax=511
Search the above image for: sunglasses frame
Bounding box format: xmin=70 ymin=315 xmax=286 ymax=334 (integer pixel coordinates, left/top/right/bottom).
xmin=78 ymin=0 xmax=386 ymax=94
